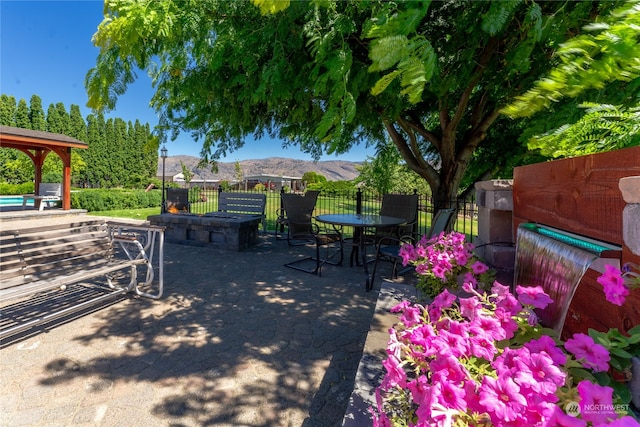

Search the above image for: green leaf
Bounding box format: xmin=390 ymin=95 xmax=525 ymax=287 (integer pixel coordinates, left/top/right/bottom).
xmin=627 ymin=324 xmax=640 ymax=336
xmin=369 ymin=35 xmax=409 ymax=72
xmin=627 ymin=334 xmax=640 ymax=344
xmin=609 ymin=357 xmax=624 ymax=371
xmin=568 ymin=367 xmax=596 ymax=382
xmin=371 ymin=70 xmax=401 ymax=96
xmin=592 ymin=371 xmax=611 ymax=385
xmin=342 ymin=92 xmax=356 ymax=124
xmin=610 ymin=347 xmax=633 ymax=359
xmin=609 ymin=381 xmax=632 ymax=404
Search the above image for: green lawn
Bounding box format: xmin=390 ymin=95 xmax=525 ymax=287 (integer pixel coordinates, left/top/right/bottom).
xmin=88 ymin=207 xmax=161 ymax=220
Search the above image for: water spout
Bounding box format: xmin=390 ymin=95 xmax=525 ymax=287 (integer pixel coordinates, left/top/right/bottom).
xmin=514 ymin=224 xmax=599 ymax=336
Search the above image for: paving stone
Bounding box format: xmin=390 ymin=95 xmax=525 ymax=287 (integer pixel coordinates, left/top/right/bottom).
xmin=0 ymin=222 xmax=387 ymax=427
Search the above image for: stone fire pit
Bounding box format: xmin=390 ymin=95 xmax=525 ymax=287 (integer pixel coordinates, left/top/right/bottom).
xmin=148 ymin=212 xmax=261 ymax=251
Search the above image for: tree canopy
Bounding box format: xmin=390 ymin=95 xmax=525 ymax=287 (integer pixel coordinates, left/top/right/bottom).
xmin=87 ymin=0 xmax=625 ymax=206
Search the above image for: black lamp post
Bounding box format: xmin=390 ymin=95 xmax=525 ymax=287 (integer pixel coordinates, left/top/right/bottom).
xmin=161 ymin=145 xmax=168 ymax=213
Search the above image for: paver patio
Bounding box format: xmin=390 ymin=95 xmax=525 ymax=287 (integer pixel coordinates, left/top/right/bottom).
xmin=0 ymin=225 xmax=398 ymax=427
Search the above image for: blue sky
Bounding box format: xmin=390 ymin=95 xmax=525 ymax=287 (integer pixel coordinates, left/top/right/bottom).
xmin=0 ymin=0 xmax=377 ymax=162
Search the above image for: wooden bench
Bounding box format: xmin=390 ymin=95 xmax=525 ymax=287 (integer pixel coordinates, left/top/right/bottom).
xmin=22 ymin=183 xmax=62 ymax=211
xmin=218 ymin=192 xmax=267 ymax=232
xmin=0 ymin=219 xmax=164 ymax=340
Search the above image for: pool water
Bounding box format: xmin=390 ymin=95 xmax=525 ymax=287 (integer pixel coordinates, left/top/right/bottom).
xmin=0 ymin=196 xmax=32 ymax=206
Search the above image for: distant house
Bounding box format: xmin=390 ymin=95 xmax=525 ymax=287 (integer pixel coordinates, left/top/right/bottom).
xmin=156 ymin=172 xmax=303 ymax=191
xmin=244 ymin=175 xmax=304 ymax=192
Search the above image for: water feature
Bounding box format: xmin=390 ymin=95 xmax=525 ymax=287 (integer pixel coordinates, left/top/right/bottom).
xmin=514 ymin=223 xmax=609 ymax=336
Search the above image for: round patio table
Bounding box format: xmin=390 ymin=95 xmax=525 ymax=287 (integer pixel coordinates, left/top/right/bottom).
xmin=315 ymin=214 xmax=406 ymax=291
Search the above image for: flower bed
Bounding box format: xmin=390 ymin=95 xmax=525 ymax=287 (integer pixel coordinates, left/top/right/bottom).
xmin=371 ymin=232 xmax=639 ymax=427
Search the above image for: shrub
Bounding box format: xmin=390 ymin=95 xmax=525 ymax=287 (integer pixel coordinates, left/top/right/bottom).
xmin=70 ymin=189 xmax=162 ymax=211
xmin=0 ymin=182 xmax=35 ymax=195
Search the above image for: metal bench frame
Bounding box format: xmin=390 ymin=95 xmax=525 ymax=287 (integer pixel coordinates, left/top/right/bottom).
xmin=0 ymin=219 xmax=164 ymax=339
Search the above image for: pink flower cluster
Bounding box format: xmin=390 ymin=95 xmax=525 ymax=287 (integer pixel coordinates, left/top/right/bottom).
xmin=597 ymin=265 xmax=631 ymax=306
xmin=399 ymin=231 xmax=491 ymax=297
xmin=371 ymin=281 xmax=639 ymax=427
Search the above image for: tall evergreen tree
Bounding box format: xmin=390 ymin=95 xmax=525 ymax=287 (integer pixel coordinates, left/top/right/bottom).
xmin=68 ymin=105 xmax=88 ymax=141
xmin=55 ymin=102 xmax=71 ymax=135
xmin=45 ymin=103 xmax=59 ymax=133
xmin=28 ymin=95 xmax=46 ymax=131
xmin=0 ymin=95 xmax=17 ymax=126
xmin=15 ymin=99 xmax=30 ymax=129
xmin=0 ymin=96 xmax=32 ymax=182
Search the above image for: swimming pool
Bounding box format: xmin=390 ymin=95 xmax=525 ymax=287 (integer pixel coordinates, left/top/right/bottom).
xmin=0 ymin=196 xmax=32 ymax=206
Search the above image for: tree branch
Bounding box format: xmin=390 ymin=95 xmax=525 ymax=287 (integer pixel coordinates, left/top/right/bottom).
xmin=384 ymin=119 xmax=439 ymax=186
xmin=449 ymin=36 xmax=500 ymax=132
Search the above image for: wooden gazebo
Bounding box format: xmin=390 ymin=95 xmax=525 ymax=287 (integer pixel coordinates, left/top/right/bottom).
xmin=0 ymin=126 xmax=88 ymax=210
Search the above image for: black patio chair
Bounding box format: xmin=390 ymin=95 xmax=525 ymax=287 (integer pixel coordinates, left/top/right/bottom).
xmin=281 ymin=193 xmax=343 ymax=276
xmin=275 ymin=190 xmax=320 ymax=245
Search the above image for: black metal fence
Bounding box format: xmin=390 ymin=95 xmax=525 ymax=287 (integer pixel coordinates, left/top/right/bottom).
xmin=177 ymin=188 xmax=478 ymax=240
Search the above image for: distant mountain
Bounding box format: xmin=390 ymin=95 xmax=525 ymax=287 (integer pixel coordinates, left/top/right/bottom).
xmin=159 ymin=156 xmax=362 ymax=182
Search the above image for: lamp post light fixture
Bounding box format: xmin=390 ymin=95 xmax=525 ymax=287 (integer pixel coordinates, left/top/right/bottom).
xmin=161 ymin=145 xmax=168 ymax=213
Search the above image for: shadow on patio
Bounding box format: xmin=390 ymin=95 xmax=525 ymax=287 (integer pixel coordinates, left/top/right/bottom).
xmin=0 ymin=234 xmax=400 ymax=426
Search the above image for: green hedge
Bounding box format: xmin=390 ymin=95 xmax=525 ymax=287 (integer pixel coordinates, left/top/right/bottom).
xmin=0 ymin=182 xmax=35 ymax=195
xmin=70 ymin=189 xmax=162 ymax=211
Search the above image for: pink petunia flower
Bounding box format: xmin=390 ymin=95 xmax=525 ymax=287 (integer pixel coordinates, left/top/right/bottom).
xmin=470 ymin=311 xmax=506 ymax=341
xmin=516 ymin=285 xmax=554 ymax=309
xmin=453 ymin=248 xmax=470 ymax=266
xmin=434 ymin=380 xmax=467 ymax=411
xmin=469 ymin=333 xmax=498 ymax=360
xmin=493 ymin=347 xmax=530 ymax=376
xmin=607 ymin=416 xmax=640 ymax=427
xmin=525 ymin=335 xmax=567 ymax=366
xmin=491 ymin=281 xmax=511 ymax=298
xmin=463 ymin=272 xmax=478 ymax=287
xmin=470 ymin=260 xmax=489 ymax=274
xmin=398 ymin=243 xmax=417 ymax=266
xmin=381 ymin=355 xmax=407 ymax=388
xmin=431 ymin=289 xmax=456 ymax=310
xmin=496 ymin=293 xmax=522 ymax=315
xmin=390 ymin=300 xmax=411 ymax=313
xmin=493 ymin=307 xmax=518 ymax=340
xmin=432 ymin=330 xmax=469 ymax=357
xmin=407 ymin=375 xmax=433 ymax=408
xmin=565 ymin=333 xmax=610 ymax=372
xmin=479 ymin=376 xmax=527 ymax=423
xmin=577 ymin=380 xmax=617 ymax=425
xmin=546 ymin=405 xmax=587 ymax=427
xmin=597 ymin=264 xmax=630 ymax=306
xmin=459 ymin=296 xmax=481 ymax=320
xmin=430 ymin=353 xmax=468 ymax=383
xmin=514 ymin=351 xmax=565 ymax=395
xmin=399 ymin=304 xmax=423 ymax=328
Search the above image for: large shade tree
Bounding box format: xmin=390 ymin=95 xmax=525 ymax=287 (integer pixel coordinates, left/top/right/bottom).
xmin=87 ymin=0 xmax=623 ymax=208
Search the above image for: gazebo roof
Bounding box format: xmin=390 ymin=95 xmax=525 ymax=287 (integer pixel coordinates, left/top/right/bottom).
xmin=0 ymin=125 xmax=88 ymax=150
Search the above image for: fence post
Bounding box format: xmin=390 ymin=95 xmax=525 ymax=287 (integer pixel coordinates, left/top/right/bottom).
xmin=278 ymin=188 xmax=285 ymax=234
xmin=356 ymin=188 xmax=362 ymax=214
